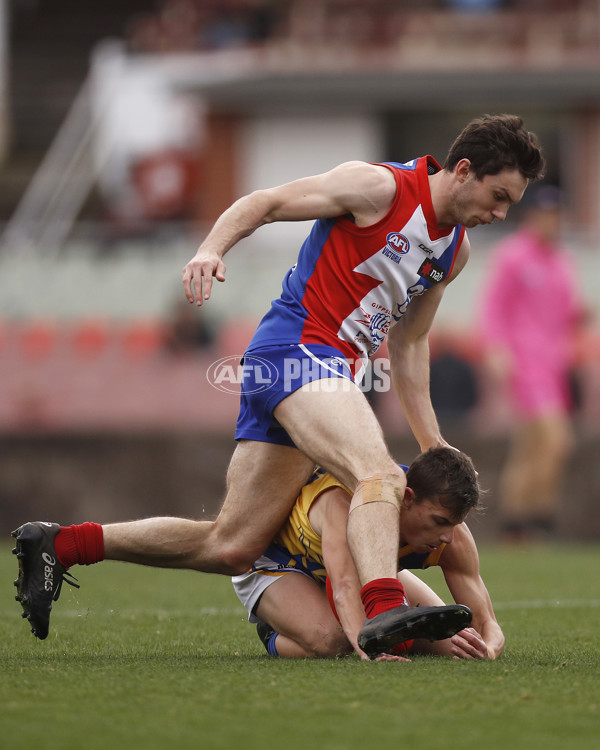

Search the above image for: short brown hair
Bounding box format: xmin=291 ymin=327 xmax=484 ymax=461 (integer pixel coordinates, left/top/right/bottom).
xmin=406 ymin=447 xmax=481 ymax=520
xmin=444 ymin=114 xmax=545 ymax=182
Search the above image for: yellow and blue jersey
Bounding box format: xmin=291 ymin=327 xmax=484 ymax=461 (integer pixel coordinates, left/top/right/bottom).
xmin=263 ymin=468 xmax=336 ymax=584
xmin=259 ymin=468 xmax=446 ymax=585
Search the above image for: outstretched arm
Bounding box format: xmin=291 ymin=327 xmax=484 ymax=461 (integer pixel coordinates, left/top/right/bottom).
xmin=441 ymin=523 xmax=505 ymax=659
xmin=182 ymin=161 xmax=397 ymax=305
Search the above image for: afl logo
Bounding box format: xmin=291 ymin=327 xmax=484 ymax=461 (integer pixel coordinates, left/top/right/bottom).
xmin=381 ymin=232 xmax=410 ymax=264
xmin=386 ymin=233 xmax=409 ymax=254
xmin=206 ymin=355 xmax=279 ymax=394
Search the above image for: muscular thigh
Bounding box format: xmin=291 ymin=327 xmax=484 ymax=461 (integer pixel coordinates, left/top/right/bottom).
xmin=213 ymin=440 xmax=314 ymax=561
xmin=274 ymin=378 xmax=398 ymax=491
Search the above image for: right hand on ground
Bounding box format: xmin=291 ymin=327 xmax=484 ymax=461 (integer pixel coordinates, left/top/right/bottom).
xmin=450 ymin=627 xmax=489 ymax=660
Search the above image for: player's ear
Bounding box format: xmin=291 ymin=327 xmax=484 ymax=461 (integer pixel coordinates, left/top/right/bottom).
xmin=402 ymin=487 xmax=416 ymax=508
xmin=455 ymin=159 xmax=472 ymax=182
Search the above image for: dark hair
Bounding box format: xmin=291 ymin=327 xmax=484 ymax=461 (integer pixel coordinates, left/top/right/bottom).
xmin=444 ymin=114 xmax=545 ymax=182
xmin=406 ymin=447 xmax=481 ymax=520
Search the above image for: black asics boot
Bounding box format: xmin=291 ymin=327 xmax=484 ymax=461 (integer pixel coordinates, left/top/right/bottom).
xmin=11 ymin=522 xmax=79 ymax=640
xmin=358 ymin=603 xmax=472 ymax=659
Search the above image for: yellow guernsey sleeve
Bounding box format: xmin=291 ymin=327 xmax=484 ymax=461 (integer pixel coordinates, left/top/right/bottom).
xmin=274 ymin=471 xmax=350 ymax=566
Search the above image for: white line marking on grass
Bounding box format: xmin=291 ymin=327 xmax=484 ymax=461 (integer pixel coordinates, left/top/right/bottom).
xmin=0 ymin=607 xmax=247 ymax=619
xmin=3 ymin=601 xmax=600 ymax=620
xmin=58 ymin=606 xmax=246 ymax=619
xmin=80 ymin=599 xmax=598 ymax=616
xmin=493 ymin=599 xmax=600 ymax=610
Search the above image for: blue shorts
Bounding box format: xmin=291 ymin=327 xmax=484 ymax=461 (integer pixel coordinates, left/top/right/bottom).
xmin=234 ymin=343 xmax=355 ymax=447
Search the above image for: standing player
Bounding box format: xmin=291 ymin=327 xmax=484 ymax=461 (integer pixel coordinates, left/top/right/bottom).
xmin=233 ymin=447 xmax=502 ymax=661
xmin=12 ymin=115 xmax=544 ymax=655
xmin=479 ymin=185 xmax=590 ymax=541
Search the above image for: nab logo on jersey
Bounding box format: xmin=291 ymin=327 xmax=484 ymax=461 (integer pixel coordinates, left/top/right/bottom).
xmin=381 ymin=232 xmax=410 ymax=264
xmin=417 ymin=258 xmax=447 ymax=284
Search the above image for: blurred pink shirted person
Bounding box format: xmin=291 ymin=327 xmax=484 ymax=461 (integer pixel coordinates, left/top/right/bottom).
xmin=480 ymin=185 xmax=590 ymax=541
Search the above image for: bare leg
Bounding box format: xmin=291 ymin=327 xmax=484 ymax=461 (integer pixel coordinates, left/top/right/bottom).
xmin=256 ymin=573 xmax=351 ymax=658
xmin=274 ymin=379 xmax=405 ymax=585
xmin=498 ymin=422 xmax=537 ymax=523
xmin=104 ymin=440 xmax=314 ymax=574
xmin=346 ymin=491 xmax=401 ymax=582
xmin=499 ymin=412 xmax=573 ymax=530
xmin=527 ymin=413 xmax=573 ymax=517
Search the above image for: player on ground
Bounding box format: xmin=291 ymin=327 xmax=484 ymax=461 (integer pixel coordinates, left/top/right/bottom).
xmin=12 ymin=115 xmax=543 ymax=655
xmin=233 ymin=447 xmax=502 ymax=660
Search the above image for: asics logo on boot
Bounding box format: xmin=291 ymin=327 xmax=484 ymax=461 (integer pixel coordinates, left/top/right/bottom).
xmin=42 ymin=552 xmax=56 ymax=591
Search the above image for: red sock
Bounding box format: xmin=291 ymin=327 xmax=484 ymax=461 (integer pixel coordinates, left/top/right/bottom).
xmin=330 ymin=576 xmax=414 ymax=653
xmin=390 ymin=638 xmax=414 ymax=654
xmin=54 ymin=522 xmax=105 ymax=568
xmin=360 ymin=578 xmax=408 ymax=619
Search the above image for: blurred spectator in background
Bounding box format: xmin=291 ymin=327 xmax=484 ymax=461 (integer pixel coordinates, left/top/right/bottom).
xmin=127 ymin=0 xmax=281 ymax=54
xmin=479 ymin=185 xmax=591 ymax=542
xmin=429 ymin=335 xmax=479 ymax=430
xmin=165 ymin=298 xmax=215 ymax=355
xmin=123 ymin=1 xmax=590 ymax=55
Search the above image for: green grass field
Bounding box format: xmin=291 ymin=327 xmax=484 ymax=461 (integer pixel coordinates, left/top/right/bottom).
xmin=1 ymin=542 xmax=599 ymax=750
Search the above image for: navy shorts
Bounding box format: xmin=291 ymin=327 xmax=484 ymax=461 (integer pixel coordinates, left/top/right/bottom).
xmin=234 ymin=343 xmax=355 ymax=447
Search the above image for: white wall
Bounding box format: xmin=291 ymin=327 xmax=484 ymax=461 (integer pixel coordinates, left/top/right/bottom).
xmin=90 ymin=42 xmax=205 ymax=199
xmin=238 ymin=113 xmax=383 ymax=192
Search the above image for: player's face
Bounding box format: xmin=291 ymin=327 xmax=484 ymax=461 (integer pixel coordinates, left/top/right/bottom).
xmin=451 ymin=167 xmax=528 ymax=228
xmin=400 ymin=495 xmax=463 ymax=553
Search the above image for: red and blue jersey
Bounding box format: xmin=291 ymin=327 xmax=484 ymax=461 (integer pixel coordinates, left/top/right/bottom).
xmin=247 ymin=155 xmax=465 ymax=379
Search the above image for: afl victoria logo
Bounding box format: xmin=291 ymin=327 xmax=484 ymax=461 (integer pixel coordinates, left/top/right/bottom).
xmin=385 ymin=232 xmax=409 ymax=254
xmin=207 ymin=355 xmax=279 ymax=394
xmin=381 ymin=232 xmax=410 ymax=264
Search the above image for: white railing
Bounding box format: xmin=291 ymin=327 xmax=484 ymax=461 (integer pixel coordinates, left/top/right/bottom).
xmin=0 ymin=76 xmax=100 ymax=253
